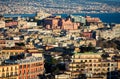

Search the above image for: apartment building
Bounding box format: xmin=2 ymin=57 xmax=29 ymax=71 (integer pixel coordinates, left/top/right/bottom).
xmin=69 ymin=52 xmax=117 ymax=79
xmin=18 ymin=54 xmax=44 ymax=79
xmin=0 ymin=47 xmax=25 ymax=59
xmin=0 ymin=64 xmax=19 ymax=79
xmin=0 ymin=53 xmax=44 ymax=79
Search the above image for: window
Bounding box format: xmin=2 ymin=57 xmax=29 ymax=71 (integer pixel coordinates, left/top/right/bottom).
xmin=90 ymin=64 xmax=92 ymax=66
xmin=24 ymin=65 xmax=26 ymax=68
xmin=2 ymin=73 xmax=5 ymax=77
xmin=94 ymin=64 xmax=96 ymax=66
xmin=108 ymin=63 xmax=110 ymax=66
xmin=20 ymin=65 xmax=22 ymax=68
xmin=86 ymin=64 xmax=88 ymax=66
xmin=6 ymin=73 xmax=9 ymax=77
xmin=15 ymin=72 xmax=17 ymax=75
xmin=2 ymin=68 xmax=4 ymax=72
xmin=89 ymin=60 xmax=92 ymax=62
xmin=111 ymin=64 xmax=113 ymax=66
xmin=94 ymin=60 xmax=96 ymax=62
xmin=90 ymin=68 xmax=92 ymax=71
xmin=6 ymin=67 xmax=9 ymax=71
xmin=11 ymin=67 xmax=13 ymax=71
xmin=98 ymin=64 xmax=101 ymax=66
xmin=15 ymin=66 xmax=17 ymax=70
xmin=81 ymin=60 xmax=83 ymax=63
xmin=28 ymin=64 xmax=30 ymax=67
xmin=11 ymin=72 xmax=13 ymax=76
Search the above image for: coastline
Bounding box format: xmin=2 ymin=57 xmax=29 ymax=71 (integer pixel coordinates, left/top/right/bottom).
xmin=3 ymin=13 xmax=120 ymax=24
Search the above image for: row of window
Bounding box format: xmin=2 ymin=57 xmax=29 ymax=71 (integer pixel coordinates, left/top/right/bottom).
xmin=1 ymin=72 xmax=18 ymax=77
xmin=73 ymin=59 xmax=101 ymax=63
xmin=19 ymin=63 xmax=43 ymax=68
xmin=1 ymin=67 xmax=18 ymax=72
xmin=19 ymin=68 xmax=43 ymax=75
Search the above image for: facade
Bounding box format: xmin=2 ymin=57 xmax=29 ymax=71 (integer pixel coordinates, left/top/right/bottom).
xmin=82 ymin=32 xmax=92 ymax=38
xmin=55 ymin=73 xmax=71 ymax=79
xmin=69 ymin=52 xmax=117 ymax=79
xmin=0 ymin=40 xmax=6 ymax=47
xmin=27 ymin=22 xmax=37 ymax=28
xmin=98 ymin=24 xmax=120 ymax=39
xmin=5 ymin=21 xmax=18 ymax=27
xmin=44 ymin=16 xmax=79 ymax=30
xmin=18 ymin=54 xmax=44 ymax=79
xmin=18 ymin=20 xmax=28 ymax=29
xmin=0 ymin=53 xmax=44 ymax=79
xmin=0 ymin=21 xmax=5 ymax=28
xmin=0 ymin=64 xmax=19 ymax=79
xmin=79 ymin=39 xmax=96 ymax=47
xmin=0 ymin=48 xmax=25 ymax=59
xmin=70 ymin=15 xmax=86 ymax=25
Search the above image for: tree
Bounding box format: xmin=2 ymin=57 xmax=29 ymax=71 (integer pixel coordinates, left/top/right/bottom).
xmin=101 ymin=53 xmax=109 ymax=60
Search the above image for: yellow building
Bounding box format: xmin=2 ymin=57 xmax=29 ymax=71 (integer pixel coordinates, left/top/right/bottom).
xmin=0 ymin=64 xmax=19 ymax=79
xmin=0 ymin=48 xmax=25 ymax=59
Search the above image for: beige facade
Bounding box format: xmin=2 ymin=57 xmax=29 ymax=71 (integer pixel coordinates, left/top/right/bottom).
xmin=55 ymin=74 xmax=71 ymax=79
xmin=69 ymin=52 xmax=117 ymax=79
xmin=0 ymin=21 xmax=5 ymax=28
xmin=0 ymin=48 xmax=25 ymax=59
xmin=0 ymin=64 xmax=19 ymax=79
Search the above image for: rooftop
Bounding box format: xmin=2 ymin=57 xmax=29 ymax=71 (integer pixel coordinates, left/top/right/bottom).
xmin=73 ymin=52 xmax=102 ymax=55
xmin=16 ymin=56 xmax=43 ymax=64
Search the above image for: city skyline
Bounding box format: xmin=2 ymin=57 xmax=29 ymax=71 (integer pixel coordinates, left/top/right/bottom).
xmin=0 ymin=0 xmax=120 ymax=79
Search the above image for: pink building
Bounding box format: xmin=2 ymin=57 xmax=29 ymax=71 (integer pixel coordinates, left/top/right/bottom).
xmin=5 ymin=21 xmax=18 ymax=27
xmin=44 ymin=18 xmax=59 ymax=29
xmin=83 ymin=32 xmax=92 ymax=38
xmin=44 ymin=17 xmax=79 ymax=30
xmin=60 ymin=18 xmax=79 ymax=30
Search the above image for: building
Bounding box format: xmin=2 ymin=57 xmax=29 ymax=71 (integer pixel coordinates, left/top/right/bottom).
xmin=0 ymin=47 xmax=25 ymax=59
xmin=55 ymin=73 xmax=71 ymax=79
xmin=69 ymin=52 xmax=117 ymax=79
xmin=44 ymin=16 xmax=79 ymax=30
xmin=18 ymin=20 xmax=28 ymax=29
xmin=27 ymin=22 xmax=37 ymax=28
xmin=18 ymin=53 xmax=44 ymax=79
xmin=0 ymin=21 xmax=5 ymax=28
xmin=0 ymin=64 xmax=19 ymax=79
xmin=5 ymin=21 xmax=18 ymax=27
xmin=70 ymin=15 xmax=86 ymax=25
xmin=44 ymin=17 xmax=60 ymax=29
xmin=86 ymin=16 xmax=101 ymax=26
xmin=1 ymin=53 xmax=44 ymax=79
xmin=98 ymin=24 xmax=120 ymax=39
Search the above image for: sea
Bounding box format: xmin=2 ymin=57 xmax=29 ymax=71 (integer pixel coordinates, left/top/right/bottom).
xmin=4 ymin=13 xmax=120 ymax=24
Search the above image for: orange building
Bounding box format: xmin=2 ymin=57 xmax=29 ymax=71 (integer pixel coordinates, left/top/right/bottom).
xmin=1 ymin=53 xmax=44 ymax=79
xmin=18 ymin=54 xmax=44 ymax=79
